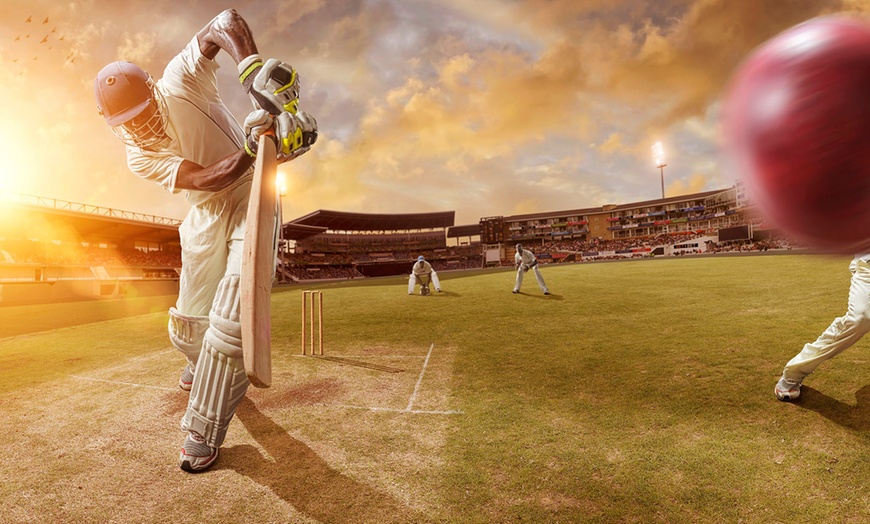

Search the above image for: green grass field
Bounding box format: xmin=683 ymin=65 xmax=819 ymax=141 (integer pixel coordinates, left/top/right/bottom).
xmin=5 ymin=253 xmax=870 ymax=523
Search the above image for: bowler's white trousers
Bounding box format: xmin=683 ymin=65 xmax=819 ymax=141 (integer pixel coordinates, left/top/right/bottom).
xmin=783 ymin=258 xmax=870 ymax=383
xmin=409 ymin=271 xmax=441 ymax=294
xmin=514 ymin=264 xmax=548 ymax=294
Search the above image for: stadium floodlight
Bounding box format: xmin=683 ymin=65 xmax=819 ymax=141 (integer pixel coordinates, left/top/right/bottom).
xmin=276 ymin=172 xmax=287 ymax=244
xmin=651 ymin=142 xmax=667 ymax=198
xmin=276 ymin=172 xmax=287 ymax=197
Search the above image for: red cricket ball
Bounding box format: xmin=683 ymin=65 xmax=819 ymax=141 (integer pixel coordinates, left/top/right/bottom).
xmin=722 ymin=15 xmax=870 ymax=252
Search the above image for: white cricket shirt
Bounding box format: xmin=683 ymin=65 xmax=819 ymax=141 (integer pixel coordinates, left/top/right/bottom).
xmin=126 ymin=37 xmax=250 ymax=206
xmin=515 ymin=250 xmax=537 ymax=266
xmin=412 ymin=260 xmax=434 ymax=276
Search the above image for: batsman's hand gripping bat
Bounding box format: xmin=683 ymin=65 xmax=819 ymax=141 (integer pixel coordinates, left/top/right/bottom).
xmin=241 ymin=133 xmax=277 ymax=388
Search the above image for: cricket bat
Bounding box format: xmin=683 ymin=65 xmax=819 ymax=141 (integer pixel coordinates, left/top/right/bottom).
xmin=241 ymin=134 xmax=277 ymax=388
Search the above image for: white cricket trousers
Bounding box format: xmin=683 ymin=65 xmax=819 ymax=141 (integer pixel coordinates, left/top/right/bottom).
xmin=175 ymin=179 xmax=251 ymax=316
xmin=783 ymin=258 xmax=870 ymax=383
xmin=514 ymin=264 xmax=548 ymax=293
xmin=408 ymin=271 xmax=441 ymax=294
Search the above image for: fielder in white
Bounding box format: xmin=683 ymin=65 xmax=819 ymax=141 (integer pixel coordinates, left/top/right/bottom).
xmin=776 ymin=255 xmax=870 ymax=401
xmin=513 ymin=243 xmax=549 ymax=295
xmin=409 ymin=255 xmax=442 ymax=295
xmin=94 ymin=9 xmax=316 ymax=472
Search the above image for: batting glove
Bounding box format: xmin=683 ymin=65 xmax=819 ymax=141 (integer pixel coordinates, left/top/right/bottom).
xmin=243 ymin=109 xmax=277 ymax=158
xmin=275 ymin=110 xmax=318 ymax=163
xmin=239 ymin=55 xmax=300 ymax=115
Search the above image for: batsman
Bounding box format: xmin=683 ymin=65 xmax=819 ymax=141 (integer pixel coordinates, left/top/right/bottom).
xmin=94 ymin=9 xmax=317 ymax=472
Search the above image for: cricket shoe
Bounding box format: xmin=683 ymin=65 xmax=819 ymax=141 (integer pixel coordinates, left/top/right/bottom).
xmin=179 ymin=431 xmax=218 ymax=473
xmin=775 ymin=377 xmax=801 ymax=402
xmin=178 ymin=364 xmax=194 ymax=391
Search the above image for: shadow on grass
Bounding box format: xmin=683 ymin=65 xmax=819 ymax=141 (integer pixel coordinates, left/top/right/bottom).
xmin=795 ymin=385 xmax=870 ymax=433
xmin=408 ymin=290 xmax=462 ymax=298
xmin=313 ymin=355 xmax=405 ymax=373
xmin=220 ymin=397 xmax=433 ymax=524
xmin=513 ymin=291 xmax=564 ymax=300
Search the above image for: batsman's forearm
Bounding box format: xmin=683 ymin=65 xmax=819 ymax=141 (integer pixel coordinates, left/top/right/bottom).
xmin=175 ymin=150 xmax=255 ymax=192
xmin=197 ymin=9 xmax=258 ymax=62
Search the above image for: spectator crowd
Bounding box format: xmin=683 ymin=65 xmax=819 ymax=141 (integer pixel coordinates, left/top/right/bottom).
xmin=0 ymin=240 xmax=181 ymax=268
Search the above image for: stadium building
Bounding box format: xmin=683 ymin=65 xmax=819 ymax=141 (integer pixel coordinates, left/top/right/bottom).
xmin=478 ymin=183 xmax=764 ymax=263
xmin=280 ymin=209 xmax=484 ymax=280
xmin=0 ymin=192 xmax=181 ymax=306
xmin=1 ymin=181 xmax=780 ymax=305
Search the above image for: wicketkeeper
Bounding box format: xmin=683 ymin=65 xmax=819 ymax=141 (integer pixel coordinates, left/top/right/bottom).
xmin=94 ymin=9 xmax=317 ymax=472
xmin=408 ymin=255 xmax=442 ymax=295
xmin=513 ymin=243 xmax=549 ymax=295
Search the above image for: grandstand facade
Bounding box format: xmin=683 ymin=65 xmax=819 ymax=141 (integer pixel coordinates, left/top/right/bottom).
xmin=476 ymin=182 xmax=771 ymax=263
xmin=470 ymin=183 xmax=760 ymax=265
xmin=492 ymin=184 xmax=749 ymax=245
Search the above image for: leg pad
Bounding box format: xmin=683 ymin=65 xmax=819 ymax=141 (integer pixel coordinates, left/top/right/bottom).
xmin=168 ymin=308 xmax=210 ymax=365
xmin=180 ymin=274 xmax=249 ymax=447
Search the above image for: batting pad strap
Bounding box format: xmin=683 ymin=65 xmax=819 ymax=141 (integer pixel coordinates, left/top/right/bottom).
xmin=168 ymin=308 xmax=210 ymax=363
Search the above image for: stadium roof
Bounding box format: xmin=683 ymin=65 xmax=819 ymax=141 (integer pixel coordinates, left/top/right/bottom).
xmin=288 ymin=209 xmax=455 ymax=232
xmin=0 ymin=200 xmax=180 ymax=245
xmin=281 ymin=222 xmax=328 ymax=241
xmin=447 ymin=224 xmax=481 ymax=238
xmin=605 ymin=189 xmax=726 ymax=212
xmin=505 ymin=205 xmax=603 ymax=222
xmin=504 ymin=188 xmax=730 ymax=221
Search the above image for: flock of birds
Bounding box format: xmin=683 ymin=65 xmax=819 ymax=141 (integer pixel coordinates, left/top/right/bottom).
xmin=9 ymin=15 xmax=78 ymax=67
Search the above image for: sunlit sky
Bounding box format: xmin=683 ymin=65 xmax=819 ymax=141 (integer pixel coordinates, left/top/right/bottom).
xmin=0 ymin=0 xmax=862 ymax=226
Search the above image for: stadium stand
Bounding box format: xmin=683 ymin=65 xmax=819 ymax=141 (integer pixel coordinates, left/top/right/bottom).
xmin=0 ymin=193 xmax=182 ymax=306
xmin=1 ymin=180 xmax=804 ymax=304
xmin=278 ymin=209 xmax=483 ymax=281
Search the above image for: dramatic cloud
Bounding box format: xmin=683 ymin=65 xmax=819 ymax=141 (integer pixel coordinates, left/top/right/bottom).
xmin=0 ymin=0 xmax=854 ymax=227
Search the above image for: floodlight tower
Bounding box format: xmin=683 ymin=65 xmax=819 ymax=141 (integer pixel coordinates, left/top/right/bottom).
xmin=276 ymin=172 xmax=288 ymax=248
xmin=651 ymin=141 xmax=667 ymax=199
